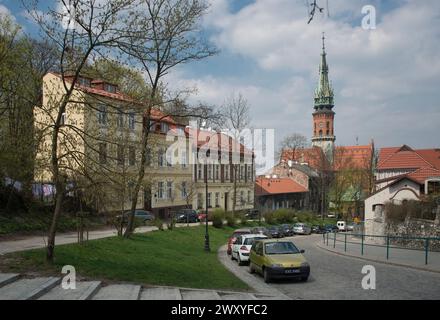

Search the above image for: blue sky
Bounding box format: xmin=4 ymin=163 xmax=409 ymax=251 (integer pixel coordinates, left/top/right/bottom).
xmin=1 ymin=0 xmax=440 ymax=150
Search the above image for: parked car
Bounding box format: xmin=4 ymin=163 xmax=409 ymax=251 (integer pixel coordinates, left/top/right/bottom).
xmin=293 ymin=223 xmax=312 ymax=235
xmin=280 ymin=224 xmax=294 ymax=237
xmin=346 ymin=223 xmax=355 ymax=232
xmin=231 ymin=234 xmax=267 ymax=265
xmin=249 ymin=239 xmax=310 ymax=283
xmin=327 ymin=213 xmax=336 ymax=218
xmin=196 ymin=209 xmax=208 ymax=222
xmin=324 ymin=224 xmax=339 ymax=233
xmin=311 ymin=225 xmax=326 ymax=234
xmin=116 ymin=210 xmax=154 ymax=225
xmin=251 ymin=227 xmax=267 ymax=235
xmin=266 ymin=226 xmax=283 ymax=238
xmin=175 ymin=209 xmax=199 ymax=223
xmin=227 ymin=228 xmax=252 ymax=255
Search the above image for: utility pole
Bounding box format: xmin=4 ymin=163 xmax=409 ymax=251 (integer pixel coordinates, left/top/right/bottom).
xmin=204 ymin=160 xmax=210 ymax=252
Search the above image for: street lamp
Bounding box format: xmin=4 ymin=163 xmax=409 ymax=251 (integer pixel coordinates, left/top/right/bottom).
xmin=204 ymin=159 xmax=210 ymax=252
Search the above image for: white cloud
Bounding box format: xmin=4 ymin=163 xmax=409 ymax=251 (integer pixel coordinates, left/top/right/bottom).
xmin=181 ymin=0 xmax=440 ymax=148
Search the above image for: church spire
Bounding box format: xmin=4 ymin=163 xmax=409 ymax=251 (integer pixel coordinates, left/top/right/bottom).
xmin=314 ymin=33 xmax=334 ymax=108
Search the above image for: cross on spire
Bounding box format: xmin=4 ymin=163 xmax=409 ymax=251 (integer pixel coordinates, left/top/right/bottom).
xmin=322 ymin=32 xmax=326 ymax=53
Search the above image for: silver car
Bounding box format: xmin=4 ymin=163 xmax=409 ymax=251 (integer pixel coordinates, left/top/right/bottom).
xmin=293 ymin=223 xmax=312 ymax=235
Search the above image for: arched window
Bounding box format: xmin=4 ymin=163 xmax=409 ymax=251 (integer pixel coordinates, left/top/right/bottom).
xmin=319 ymin=130 xmax=323 ymax=137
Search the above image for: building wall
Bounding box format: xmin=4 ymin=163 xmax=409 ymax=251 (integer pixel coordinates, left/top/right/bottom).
xmin=364 ymin=178 xmax=420 ymax=236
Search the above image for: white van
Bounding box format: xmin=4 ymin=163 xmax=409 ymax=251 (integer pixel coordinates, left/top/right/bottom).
xmin=336 ymin=221 xmax=346 ymax=232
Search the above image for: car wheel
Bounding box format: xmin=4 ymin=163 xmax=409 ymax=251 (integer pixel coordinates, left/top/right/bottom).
xmin=301 ymin=276 xmax=309 ymax=282
xmin=238 ymin=255 xmax=243 ymax=266
xmin=231 ymin=253 xmax=235 ymax=261
xmin=263 ymin=268 xmax=271 ymax=283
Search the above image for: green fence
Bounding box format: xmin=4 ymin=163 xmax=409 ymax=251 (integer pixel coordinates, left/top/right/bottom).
xmin=322 ymin=232 xmax=440 ymax=265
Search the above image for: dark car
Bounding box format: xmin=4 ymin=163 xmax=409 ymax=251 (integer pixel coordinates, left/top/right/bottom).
xmin=117 ymin=210 xmax=155 ymax=224
xmin=280 ymin=224 xmax=294 ymax=237
xmin=311 ymin=225 xmax=326 ymax=234
xmin=324 ymin=225 xmax=339 ymax=233
xmin=175 ymin=209 xmax=199 ymax=223
xmin=266 ymin=226 xmax=283 ymax=238
xmin=251 ymin=227 xmax=267 ymax=235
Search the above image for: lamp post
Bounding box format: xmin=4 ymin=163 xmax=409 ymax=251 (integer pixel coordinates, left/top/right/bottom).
xmin=204 ymin=160 xmax=210 ymax=252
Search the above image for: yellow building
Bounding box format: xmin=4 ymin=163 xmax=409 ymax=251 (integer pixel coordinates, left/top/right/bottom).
xmin=35 ymin=73 xmax=255 ymax=218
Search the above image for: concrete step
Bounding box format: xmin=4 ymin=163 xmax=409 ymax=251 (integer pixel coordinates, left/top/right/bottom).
xmin=0 ymin=277 xmax=60 ymax=300
xmin=93 ymin=284 xmax=141 ymax=300
xmin=181 ymin=289 xmax=221 ymax=300
xmin=39 ymin=281 xmax=101 ymax=300
xmin=140 ymin=287 xmax=182 ymax=300
xmin=0 ymin=274 xmax=20 ymax=288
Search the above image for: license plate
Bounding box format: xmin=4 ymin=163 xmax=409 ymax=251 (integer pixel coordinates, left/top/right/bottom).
xmin=285 ymin=269 xmax=300 ymax=274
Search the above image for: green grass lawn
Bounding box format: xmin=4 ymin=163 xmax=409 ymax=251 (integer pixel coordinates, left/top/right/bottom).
xmin=0 ymin=226 xmax=249 ymax=291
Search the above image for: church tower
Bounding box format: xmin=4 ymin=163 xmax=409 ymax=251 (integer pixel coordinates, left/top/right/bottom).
xmin=312 ymin=33 xmax=335 ymax=161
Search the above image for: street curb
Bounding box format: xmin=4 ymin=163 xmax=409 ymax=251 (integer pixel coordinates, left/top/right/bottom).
xmin=18 ymin=277 xmax=61 ymax=300
xmin=316 ymin=242 xmax=440 ymax=274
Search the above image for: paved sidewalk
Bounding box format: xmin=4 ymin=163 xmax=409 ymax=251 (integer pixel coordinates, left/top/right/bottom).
xmin=317 ymin=235 xmax=440 ymax=273
xmin=0 ymin=223 xmax=203 ymax=255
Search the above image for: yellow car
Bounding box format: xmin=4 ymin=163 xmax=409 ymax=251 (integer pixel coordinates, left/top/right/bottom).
xmin=249 ymin=239 xmax=310 ymax=283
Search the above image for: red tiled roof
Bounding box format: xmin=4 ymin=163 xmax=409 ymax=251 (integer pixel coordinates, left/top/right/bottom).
xmin=407 ymin=167 xmax=440 ymax=184
xmin=377 ymin=145 xmax=439 ymax=170
xmin=280 ymin=147 xmax=326 ymax=169
xmin=255 ymin=178 xmax=308 ymax=196
xmin=334 ymin=145 xmax=373 ymax=170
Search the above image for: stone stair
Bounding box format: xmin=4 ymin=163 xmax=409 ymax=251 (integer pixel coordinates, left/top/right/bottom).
xmin=0 ymin=273 xmax=287 ymax=300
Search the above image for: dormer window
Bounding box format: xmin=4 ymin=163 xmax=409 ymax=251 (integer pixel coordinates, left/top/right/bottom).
xmin=79 ymin=77 xmax=91 ymax=87
xmin=160 ymin=122 xmax=169 ymax=133
xmin=104 ymin=83 xmax=116 ymax=93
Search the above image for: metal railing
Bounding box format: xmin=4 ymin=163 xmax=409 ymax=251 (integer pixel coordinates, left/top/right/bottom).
xmin=322 ymin=232 xmax=440 ymax=265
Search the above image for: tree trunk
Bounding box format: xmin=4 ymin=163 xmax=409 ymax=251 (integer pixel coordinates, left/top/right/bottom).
xmin=46 ymin=189 xmax=63 ymax=262
xmin=232 ymin=164 xmax=237 ymax=216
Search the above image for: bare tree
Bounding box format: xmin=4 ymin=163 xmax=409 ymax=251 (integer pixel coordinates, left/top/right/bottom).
xmin=278 ymin=133 xmax=308 ymax=161
xmin=118 ymin=0 xmax=218 ymax=237
xmin=23 ymin=0 xmax=138 ymax=261
xmin=221 ymin=93 xmax=251 ymax=216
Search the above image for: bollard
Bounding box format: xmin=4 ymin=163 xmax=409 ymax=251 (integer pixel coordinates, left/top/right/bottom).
xmin=344 ymin=233 xmax=347 ymax=252
xmin=333 ymin=232 xmax=336 ymax=248
xmin=425 ymin=238 xmax=429 ymax=265
xmin=361 ymin=234 xmax=364 ymax=255
xmin=386 ymin=235 xmax=390 ymax=260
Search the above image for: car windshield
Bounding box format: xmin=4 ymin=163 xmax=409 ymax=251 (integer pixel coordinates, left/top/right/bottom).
xmin=233 ymin=231 xmax=249 ymax=237
xmin=265 ymin=242 xmax=300 ymax=255
xmin=244 ymin=237 xmax=266 ymax=245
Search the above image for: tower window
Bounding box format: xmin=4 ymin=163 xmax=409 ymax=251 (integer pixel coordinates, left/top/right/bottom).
xmin=319 ymin=130 xmax=323 ymax=137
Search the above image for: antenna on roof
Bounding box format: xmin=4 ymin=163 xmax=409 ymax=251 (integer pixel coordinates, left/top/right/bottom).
xmin=356 ymin=136 xmax=359 ymax=146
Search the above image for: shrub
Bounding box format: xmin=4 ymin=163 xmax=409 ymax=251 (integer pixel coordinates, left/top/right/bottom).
xmin=211 ymin=209 xmax=225 ymax=229
xmin=166 ymin=217 xmax=176 ymax=231
xmin=153 ymin=218 xmax=164 ymax=231
xmin=264 ymin=211 xmax=276 ymax=225
xmin=272 ymin=209 xmax=295 ymax=223
xmin=239 ymin=213 xmax=248 ymax=226
xmin=225 ymin=212 xmax=237 ymax=227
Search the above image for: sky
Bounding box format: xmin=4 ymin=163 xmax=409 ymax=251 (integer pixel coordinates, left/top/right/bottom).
xmin=1 ymin=0 xmax=440 ymax=150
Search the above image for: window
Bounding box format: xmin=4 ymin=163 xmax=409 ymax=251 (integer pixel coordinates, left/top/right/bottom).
xmin=208 ymin=165 xmax=212 ymax=180
xmin=99 ymin=143 xmax=107 ymax=164
xmin=197 ymin=193 xmax=203 ymax=209
xmin=60 ymin=112 xmax=66 ymax=125
xmin=319 ymin=130 xmax=323 ymax=137
xmin=117 ymin=145 xmax=124 ymax=166
xmin=117 ymin=110 xmax=124 ymax=128
xmin=128 ymin=112 xmax=135 ymax=130
xmin=149 ymin=120 xmax=156 ymax=131
xmin=161 ymin=122 xmax=169 ymax=133
xmin=129 ymin=146 xmax=136 ymax=166
xmin=104 ymin=83 xmax=116 ymax=93
xmin=181 ymin=150 xmax=187 ymax=168
xmin=167 ymin=181 xmax=173 ymax=199
xmin=215 ymin=165 xmax=220 ymax=180
xmin=158 ymin=182 xmax=164 ymax=199
xmin=215 ymin=192 xmax=220 ymax=208
xmin=207 ymin=192 xmax=212 ymax=208
xmin=225 ymin=165 xmax=229 ymax=180
xmin=247 ymin=191 xmax=251 ymax=204
xmin=240 ymin=191 xmax=244 ymax=205
xmin=197 ymin=164 xmax=203 ymax=180
xmin=166 ymin=149 xmax=173 ymax=167
xmin=79 ymin=77 xmax=91 ymax=87
xmin=181 ymin=182 xmax=187 ymax=198
xmin=247 ymin=166 xmax=252 ymax=181
xmin=240 ymin=165 xmax=244 ymax=180
xmin=98 ymin=105 xmax=107 ymax=125
xmin=158 ymin=148 xmax=165 ymax=167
